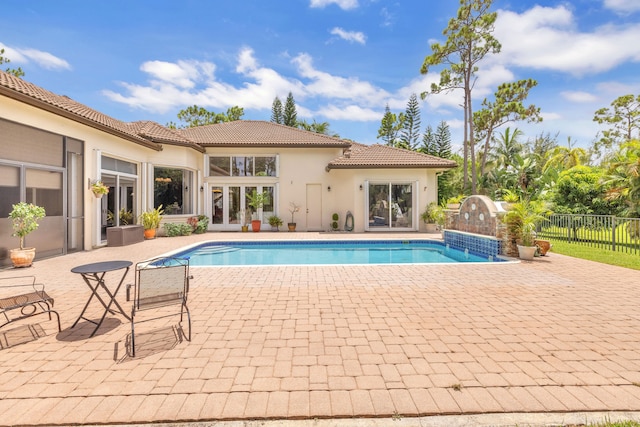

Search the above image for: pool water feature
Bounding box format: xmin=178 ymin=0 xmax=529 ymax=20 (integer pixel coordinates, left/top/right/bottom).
xmin=171 ymin=240 xmax=502 ymax=266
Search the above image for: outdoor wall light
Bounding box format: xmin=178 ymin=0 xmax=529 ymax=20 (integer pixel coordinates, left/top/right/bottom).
xmin=200 ymin=185 xmax=204 ymax=192
xmin=359 ymin=184 xmax=363 ymax=191
xmin=327 ymin=186 xmax=331 ymax=192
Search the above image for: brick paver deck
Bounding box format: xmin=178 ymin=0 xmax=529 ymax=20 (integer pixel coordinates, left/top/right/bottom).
xmin=0 ymin=232 xmax=639 ymax=426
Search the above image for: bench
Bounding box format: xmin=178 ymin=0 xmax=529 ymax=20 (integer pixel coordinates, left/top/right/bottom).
xmin=107 ymin=225 xmax=144 ymax=246
xmin=0 ymin=276 xmax=61 ymax=332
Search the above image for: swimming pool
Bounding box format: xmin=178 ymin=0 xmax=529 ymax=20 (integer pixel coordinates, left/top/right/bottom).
xmin=170 ymin=240 xmax=502 ymax=266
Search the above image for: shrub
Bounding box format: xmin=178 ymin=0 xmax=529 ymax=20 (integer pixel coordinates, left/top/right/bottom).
xmin=164 ymin=222 xmax=193 ymax=237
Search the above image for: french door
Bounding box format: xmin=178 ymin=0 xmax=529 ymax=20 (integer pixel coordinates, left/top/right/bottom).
xmin=210 ymin=184 xmax=275 ymax=230
xmin=366 ymin=182 xmax=415 ymax=230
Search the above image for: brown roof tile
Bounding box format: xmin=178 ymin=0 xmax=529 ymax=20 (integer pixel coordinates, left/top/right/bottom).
xmin=125 ymin=121 xmax=204 ymax=152
xmin=328 ymin=143 xmax=457 ymax=169
xmin=178 ymin=120 xmax=352 ymax=147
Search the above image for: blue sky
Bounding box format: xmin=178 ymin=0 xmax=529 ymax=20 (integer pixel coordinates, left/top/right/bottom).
xmin=2 ymin=0 xmax=640 ymax=149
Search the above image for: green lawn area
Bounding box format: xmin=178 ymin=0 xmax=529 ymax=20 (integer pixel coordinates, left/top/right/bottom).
xmin=549 ymin=239 xmax=640 ymax=271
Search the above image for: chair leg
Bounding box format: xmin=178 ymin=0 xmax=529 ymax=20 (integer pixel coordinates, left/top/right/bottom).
xmin=131 ymin=316 xmax=136 ymax=357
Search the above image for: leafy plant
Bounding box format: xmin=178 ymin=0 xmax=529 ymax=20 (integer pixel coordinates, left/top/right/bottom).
xmin=91 ymin=180 xmax=109 ymax=196
xmin=9 ymin=202 xmax=46 ymax=250
xmin=163 ymin=222 xmax=192 ymax=237
xmin=504 ymin=199 xmax=549 ymax=246
xmin=268 ymin=215 xmax=283 ymax=228
xmin=420 ymin=202 xmax=444 ymax=225
xmin=139 ymin=205 xmax=164 ymax=230
xmin=247 ymin=190 xmax=270 ymax=216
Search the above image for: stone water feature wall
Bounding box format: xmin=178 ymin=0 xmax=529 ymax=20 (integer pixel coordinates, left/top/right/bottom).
xmin=443 ymin=195 xmax=510 ymax=259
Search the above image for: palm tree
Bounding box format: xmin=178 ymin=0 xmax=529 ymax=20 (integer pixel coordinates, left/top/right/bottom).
xmin=543 ymin=137 xmax=588 ymax=172
xmin=603 ymin=140 xmax=640 ymax=217
xmin=491 ymin=128 xmax=524 ymax=169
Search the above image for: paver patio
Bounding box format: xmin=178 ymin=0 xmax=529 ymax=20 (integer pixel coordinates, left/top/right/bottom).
xmin=0 ymin=232 xmax=639 ymax=426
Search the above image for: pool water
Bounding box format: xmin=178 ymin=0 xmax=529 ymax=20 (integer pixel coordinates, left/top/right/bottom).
xmin=172 ymin=240 xmax=499 ymax=266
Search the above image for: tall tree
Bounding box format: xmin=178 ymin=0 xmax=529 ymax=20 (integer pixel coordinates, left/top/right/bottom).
xmin=167 ymin=105 xmax=244 ymax=128
xmin=297 ymin=119 xmax=339 ymax=137
xmin=271 ymin=97 xmax=284 ymax=124
xmin=602 ymin=140 xmax=640 ymax=217
xmin=399 ymin=94 xmax=421 ymax=150
xmin=377 ymin=104 xmax=405 ymax=146
xmin=420 ymin=0 xmax=501 ymax=194
xmin=283 ymin=92 xmax=298 ymax=127
xmin=474 ymin=79 xmax=542 ymax=173
xmin=0 ymin=48 xmax=25 ymax=78
xmin=418 ymin=125 xmax=437 ymax=155
xmin=593 ymin=94 xmax=640 ymax=153
xmin=434 ymin=120 xmax=452 ymax=159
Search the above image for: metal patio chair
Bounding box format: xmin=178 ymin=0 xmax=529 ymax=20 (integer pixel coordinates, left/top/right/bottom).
xmin=126 ymin=256 xmax=191 ymax=356
xmin=0 ymin=275 xmax=61 ymax=332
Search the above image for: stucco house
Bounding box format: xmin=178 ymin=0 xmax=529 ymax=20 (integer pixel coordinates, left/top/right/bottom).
xmin=0 ymin=70 xmax=456 ymax=266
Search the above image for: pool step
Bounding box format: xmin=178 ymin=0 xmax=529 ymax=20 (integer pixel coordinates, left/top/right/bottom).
xmin=194 ymin=246 xmax=240 ymax=255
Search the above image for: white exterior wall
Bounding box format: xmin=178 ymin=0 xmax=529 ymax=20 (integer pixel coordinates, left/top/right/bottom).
xmin=328 ymin=168 xmax=440 ymax=232
xmin=0 ymin=96 xmax=203 ymax=250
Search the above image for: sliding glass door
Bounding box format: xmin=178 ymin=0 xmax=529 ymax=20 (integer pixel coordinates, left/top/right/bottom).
xmin=367 ymin=182 xmax=414 ymax=230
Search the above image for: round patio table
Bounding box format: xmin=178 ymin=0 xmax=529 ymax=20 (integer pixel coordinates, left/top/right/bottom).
xmin=71 ymin=260 xmax=132 ymax=337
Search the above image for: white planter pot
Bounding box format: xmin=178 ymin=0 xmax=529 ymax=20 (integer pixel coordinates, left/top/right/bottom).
xmin=517 ymin=245 xmax=537 ymax=261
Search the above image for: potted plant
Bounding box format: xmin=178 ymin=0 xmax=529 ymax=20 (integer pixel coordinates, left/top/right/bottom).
xmin=139 ymin=205 xmax=164 ymax=239
xmin=247 ymin=190 xmax=270 ymax=232
xmin=8 ymin=202 xmax=46 ymax=267
xmin=288 ymin=202 xmax=300 ymax=232
xmin=504 ymin=199 xmax=549 ymax=260
xmin=268 ymin=215 xmax=283 ymax=231
xmin=446 ymin=195 xmax=465 ymax=210
xmin=331 ymin=213 xmax=339 ymax=231
xmin=420 ymin=202 xmax=444 ymax=233
xmin=91 ymin=180 xmax=109 ymax=198
xmin=240 ymin=209 xmax=250 ymax=232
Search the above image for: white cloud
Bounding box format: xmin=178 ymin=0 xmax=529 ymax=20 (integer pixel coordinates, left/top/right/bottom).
xmin=561 ymin=91 xmax=598 ymax=103
xmin=309 ymin=0 xmax=358 ymax=10
xmin=493 ymin=5 xmax=640 ymax=75
xmin=0 ymin=43 xmax=71 ymax=70
xmin=329 ymin=27 xmax=366 ymax=44
xmin=103 ymin=47 xmax=391 ymax=119
xmin=316 ymin=104 xmax=380 ymax=121
xmin=603 ymin=0 xmax=640 ymax=14
xmin=291 ymin=53 xmax=389 ymax=105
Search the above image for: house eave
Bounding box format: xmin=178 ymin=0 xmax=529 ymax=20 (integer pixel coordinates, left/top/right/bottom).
xmin=0 ymin=85 xmax=162 ymax=151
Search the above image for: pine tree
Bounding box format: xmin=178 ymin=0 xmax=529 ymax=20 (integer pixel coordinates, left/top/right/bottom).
xmin=418 ymin=125 xmax=437 ymax=155
xmin=434 ymin=120 xmax=452 ymax=159
xmin=377 ymin=104 xmax=405 ymax=146
xmin=283 ymin=92 xmax=298 ymax=127
xmin=400 ymin=94 xmax=421 ymax=149
xmin=271 ymin=97 xmax=283 ymax=124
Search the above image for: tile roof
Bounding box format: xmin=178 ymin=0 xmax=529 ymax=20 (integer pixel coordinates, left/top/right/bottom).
xmin=125 ymin=121 xmax=204 ymax=152
xmin=0 ymin=71 xmax=458 ymax=171
xmin=0 ymin=71 xmax=201 ymax=152
xmin=328 ymin=143 xmax=458 ymax=169
xmin=178 ymin=120 xmax=352 ymax=147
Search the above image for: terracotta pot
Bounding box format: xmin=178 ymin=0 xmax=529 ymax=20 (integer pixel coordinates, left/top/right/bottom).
xmin=251 ymin=220 xmax=261 ymax=232
xmin=143 ymin=228 xmax=157 ymax=239
xmin=241 ymin=225 xmax=249 ymax=232
xmin=535 ymin=239 xmax=551 ymax=256
xmin=10 ymin=247 xmax=36 ymax=268
xmin=288 ymin=223 xmax=296 ymax=232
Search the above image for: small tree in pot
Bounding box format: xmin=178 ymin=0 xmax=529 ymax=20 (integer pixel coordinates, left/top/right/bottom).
xmin=288 ymin=202 xmax=300 ymax=231
xmin=504 ymin=199 xmax=549 ymax=260
xmin=9 ymin=202 xmax=46 ymax=267
xmin=247 ymin=190 xmax=270 ymax=232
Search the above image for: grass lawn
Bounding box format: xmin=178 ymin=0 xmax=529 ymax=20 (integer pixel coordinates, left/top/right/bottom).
xmin=549 ymin=239 xmax=640 ymax=271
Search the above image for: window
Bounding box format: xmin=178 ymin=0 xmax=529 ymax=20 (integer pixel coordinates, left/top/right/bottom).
xmin=208 ymin=155 xmax=277 ymax=177
xmin=154 ymin=167 xmax=194 ymax=215
xmin=368 ymin=182 xmax=414 ymax=229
